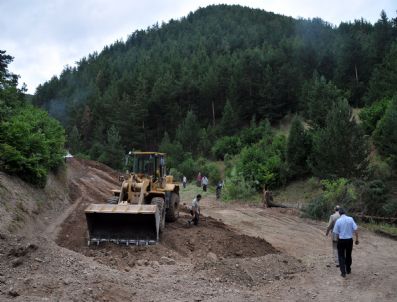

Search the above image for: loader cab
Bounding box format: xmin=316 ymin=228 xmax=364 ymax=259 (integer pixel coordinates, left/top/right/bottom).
xmin=130 ymin=152 xmax=166 ymax=178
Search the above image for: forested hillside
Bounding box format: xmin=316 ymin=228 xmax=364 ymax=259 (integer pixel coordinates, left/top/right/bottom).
xmin=31 ymin=5 xmax=397 ymax=218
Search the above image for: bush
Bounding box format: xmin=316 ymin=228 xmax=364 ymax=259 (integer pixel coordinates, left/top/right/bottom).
xmin=169 ymin=168 xmax=182 ymax=181
xmin=383 ymin=198 xmax=397 ymax=217
xmin=0 ymin=105 xmax=65 ymax=187
xmin=236 ymin=134 xmax=287 ymax=189
xmin=359 ymin=98 xmax=390 ymax=134
xmin=177 ymin=156 xmax=198 ymax=180
xmin=222 ymin=167 xmax=257 ymax=201
xmin=368 ymin=157 xmax=392 ymax=180
xmin=194 ymin=157 xmax=221 ymax=185
xmin=373 ymin=97 xmax=397 ymax=163
xmin=212 ymin=136 xmax=241 ymax=160
xmin=304 ymin=178 xmax=356 ymax=220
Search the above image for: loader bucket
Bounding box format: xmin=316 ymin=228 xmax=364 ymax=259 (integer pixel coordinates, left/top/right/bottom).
xmin=85 ymin=204 xmax=160 ymax=246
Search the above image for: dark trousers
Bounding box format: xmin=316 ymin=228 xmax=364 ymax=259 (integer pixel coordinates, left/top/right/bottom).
xmin=337 ymin=238 xmax=353 ymax=275
xmin=190 ymin=210 xmax=199 ymax=225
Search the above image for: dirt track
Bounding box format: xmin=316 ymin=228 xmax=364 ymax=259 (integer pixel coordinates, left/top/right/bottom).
xmin=1 ymin=158 xmax=396 ymax=301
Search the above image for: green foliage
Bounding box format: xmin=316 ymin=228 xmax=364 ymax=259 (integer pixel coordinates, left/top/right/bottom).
xmin=304 ymin=178 xmax=356 ymax=220
xmin=301 ymin=73 xmax=347 ymax=128
xmin=373 ymin=97 xmax=397 ymax=163
xmin=219 ymin=100 xmax=239 ymax=136
xmin=309 ymin=99 xmax=369 ymax=178
xmin=175 ymin=110 xmax=200 ymax=155
xmin=359 ymin=98 xmax=390 ymax=134
xmin=365 ymin=42 xmax=397 ymax=104
xmin=176 ymin=156 xmax=198 ymax=180
xmin=212 ymin=136 xmax=241 ymax=160
xmin=0 ymin=105 xmax=65 ymax=186
xmin=286 ymin=115 xmax=310 ymax=178
xmin=236 ymin=134 xmax=287 ymax=189
xmin=222 ymin=167 xmax=257 ymax=201
xmin=159 ymin=132 xmax=185 ymax=169
xmin=98 ymin=125 xmax=124 ymax=170
xmin=368 ymin=156 xmax=392 ymax=180
xmin=383 ymin=198 xmax=397 ymax=217
xmin=68 ymin=125 xmax=81 ymax=154
xmin=239 ymin=118 xmax=272 ymax=147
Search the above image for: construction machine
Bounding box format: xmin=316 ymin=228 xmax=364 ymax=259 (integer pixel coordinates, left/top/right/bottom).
xmin=85 ymin=152 xmax=180 ymax=246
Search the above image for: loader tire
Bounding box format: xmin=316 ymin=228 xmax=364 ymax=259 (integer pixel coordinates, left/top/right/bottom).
xmin=166 ymin=192 xmax=180 ymax=222
xmin=107 ymin=196 xmax=119 ymax=204
xmin=151 ymin=197 xmax=165 ymax=233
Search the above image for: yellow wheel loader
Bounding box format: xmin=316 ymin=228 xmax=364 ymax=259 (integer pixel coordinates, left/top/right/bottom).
xmin=85 ymin=152 xmax=180 ymax=246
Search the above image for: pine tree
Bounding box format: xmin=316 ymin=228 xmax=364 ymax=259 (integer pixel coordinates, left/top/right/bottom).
xmin=286 ymin=116 xmax=310 ymax=178
xmin=373 ymin=97 xmax=397 ymax=162
xmin=302 ymin=73 xmax=346 ymax=128
xmin=219 ymin=100 xmax=238 ymax=136
xmin=309 ymin=99 xmax=369 ymax=178
xmin=175 ymin=110 xmax=199 ymax=154
xmin=99 ymin=125 xmax=125 ymax=169
xmin=68 ymin=125 xmax=81 ymax=154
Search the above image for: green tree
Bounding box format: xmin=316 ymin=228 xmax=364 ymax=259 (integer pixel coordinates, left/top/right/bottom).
xmin=219 ymin=100 xmax=239 ymax=136
xmin=175 ymin=110 xmax=200 ymax=154
xmin=286 ymin=115 xmax=310 ymax=178
xmin=302 ymin=73 xmax=346 ymax=128
xmin=309 ymin=99 xmax=369 ymax=178
xmin=373 ymin=97 xmax=397 ymax=163
xmin=0 ymin=105 xmax=65 ymax=186
xmin=98 ymin=125 xmax=124 ymax=169
xmin=359 ymin=98 xmax=390 ymax=134
xmin=68 ymin=125 xmax=81 ymax=154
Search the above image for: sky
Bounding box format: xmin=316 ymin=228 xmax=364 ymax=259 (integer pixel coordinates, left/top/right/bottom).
xmin=0 ymin=0 xmax=395 ymax=94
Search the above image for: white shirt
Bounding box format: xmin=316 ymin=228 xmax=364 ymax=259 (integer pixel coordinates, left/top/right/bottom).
xmin=333 ymin=214 xmax=358 ymax=239
xmin=191 ymin=198 xmax=200 ymax=211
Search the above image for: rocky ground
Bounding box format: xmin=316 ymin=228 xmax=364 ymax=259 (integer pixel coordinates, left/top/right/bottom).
xmin=0 ymin=158 xmax=396 ymax=301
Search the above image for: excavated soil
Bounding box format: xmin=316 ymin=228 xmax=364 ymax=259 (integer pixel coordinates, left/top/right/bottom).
xmin=1 ymin=158 xmax=396 ymax=301
xmin=56 ymin=165 xmax=277 ymax=270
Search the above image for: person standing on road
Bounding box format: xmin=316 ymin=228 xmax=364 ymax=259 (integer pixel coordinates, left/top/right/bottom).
xmin=333 ymin=208 xmax=359 ymax=278
xmin=189 ymin=194 xmax=201 ymax=225
xmin=182 ymin=175 xmax=187 ymax=188
xmin=325 ymin=205 xmax=341 ymax=266
xmin=201 ymin=175 xmax=208 ymax=192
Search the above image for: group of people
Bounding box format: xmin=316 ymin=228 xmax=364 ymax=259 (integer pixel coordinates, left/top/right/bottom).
xmin=326 ymin=205 xmax=359 ymax=278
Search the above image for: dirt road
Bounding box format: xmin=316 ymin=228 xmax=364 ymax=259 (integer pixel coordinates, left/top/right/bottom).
xmin=202 ymin=200 xmax=397 ymax=301
xmin=1 ymin=158 xmax=396 ymax=301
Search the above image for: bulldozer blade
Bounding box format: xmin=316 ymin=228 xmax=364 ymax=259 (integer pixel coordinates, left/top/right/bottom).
xmin=85 ymin=204 xmax=160 ymax=246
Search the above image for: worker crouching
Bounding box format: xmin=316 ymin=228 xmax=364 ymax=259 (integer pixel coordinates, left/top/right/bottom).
xmin=189 ymin=194 xmax=201 ymax=226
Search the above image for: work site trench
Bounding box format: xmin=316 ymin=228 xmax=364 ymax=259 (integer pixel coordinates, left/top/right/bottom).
xmin=56 ymin=200 xmax=305 ymax=287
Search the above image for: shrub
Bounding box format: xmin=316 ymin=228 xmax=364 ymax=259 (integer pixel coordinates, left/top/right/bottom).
xmin=222 ymin=167 xmax=257 ymax=201
xmin=177 ymin=156 xmax=198 ymax=180
xmin=304 ymin=178 xmax=356 ymax=220
xmin=359 ymin=98 xmax=390 ymax=134
xmin=368 ymin=157 xmax=392 ymax=180
xmin=236 ymin=134 xmax=287 ymax=189
xmin=212 ymin=136 xmax=241 ymax=160
xmin=373 ymin=97 xmax=397 ymax=163
xmin=0 ymin=105 xmax=65 ymax=187
xmin=383 ymin=198 xmax=397 ymax=217
xmin=169 ymin=168 xmax=182 ymax=181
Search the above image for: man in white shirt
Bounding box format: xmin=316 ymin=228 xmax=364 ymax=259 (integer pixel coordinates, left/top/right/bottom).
xmin=325 ymin=205 xmax=340 ymax=266
xmin=333 ymin=208 xmax=359 ymax=278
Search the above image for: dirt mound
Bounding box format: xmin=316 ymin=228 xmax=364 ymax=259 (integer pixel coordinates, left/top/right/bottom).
xmin=57 ymin=209 xmax=277 ymax=270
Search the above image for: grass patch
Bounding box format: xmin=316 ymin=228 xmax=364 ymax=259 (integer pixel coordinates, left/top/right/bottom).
xmin=362 ymin=222 xmax=397 ymax=238
xmin=273 ymin=178 xmax=322 ymax=207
